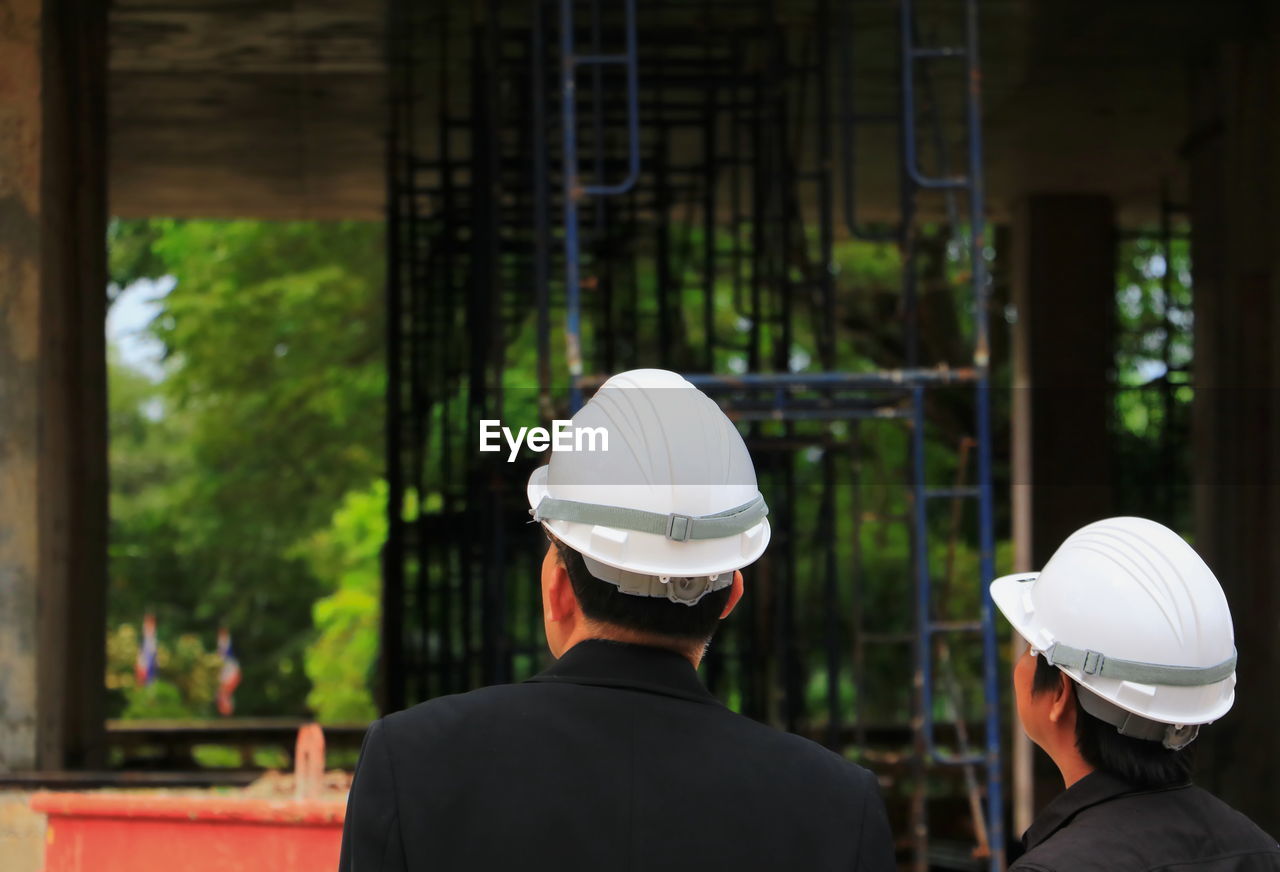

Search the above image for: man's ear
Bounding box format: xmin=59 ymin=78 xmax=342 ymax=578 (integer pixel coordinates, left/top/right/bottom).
xmin=1049 ymin=671 xmax=1075 ymax=725
xmin=720 ymin=570 xmax=745 ymax=619
xmin=545 ymin=550 xmax=579 ymax=623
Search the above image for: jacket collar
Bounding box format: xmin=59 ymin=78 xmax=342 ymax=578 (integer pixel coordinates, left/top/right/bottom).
xmin=1024 ymin=770 xmax=1191 ymax=850
xmin=523 ymin=638 xmax=722 ymax=706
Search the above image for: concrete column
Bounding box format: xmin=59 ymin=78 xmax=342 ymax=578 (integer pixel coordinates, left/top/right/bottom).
xmin=1011 ymin=195 xmax=1117 ymax=560
xmin=1009 ymin=194 xmax=1117 ymax=820
xmin=0 ymin=0 xmax=108 ymax=771
xmin=1187 ymin=35 xmax=1280 ymax=837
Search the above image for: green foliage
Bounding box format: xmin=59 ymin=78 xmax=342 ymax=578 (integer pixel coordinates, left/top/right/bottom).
xmin=1112 ymin=234 xmax=1194 ymax=531
xmin=106 ymin=215 xmax=1017 ymax=730
xmin=192 ymin=745 xmax=244 ymax=768
xmin=295 ymin=481 xmax=385 ymax=723
xmin=122 ymin=682 xmax=192 ymax=720
xmin=188 ymin=745 xmax=291 ymax=769
xmin=108 ymin=219 xmax=166 ymax=300
xmin=107 ymin=219 xmax=384 ymax=716
xmin=252 ymin=748 xmax=292 ymax=769
xmin=108 ymin=347 xmax=197 ymax=673
xmin=105 ymin=623 xmax=222 ymax=718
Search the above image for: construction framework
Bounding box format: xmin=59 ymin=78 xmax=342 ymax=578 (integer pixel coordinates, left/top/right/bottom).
xmin=385 ymin=1 xmax=1005 ymax=868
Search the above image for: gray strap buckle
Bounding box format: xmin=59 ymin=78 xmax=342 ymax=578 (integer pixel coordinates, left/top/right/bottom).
xmin=665 ymin=513 xmax=694 ymax=542
xmin=1047 ymin=641 xmax=1237 ymax=687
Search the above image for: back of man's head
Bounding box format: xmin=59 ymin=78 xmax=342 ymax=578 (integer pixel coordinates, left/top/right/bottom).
xmin=527 ymin=369 xmax=770 ymax=652
xmin=1030 ymin=653 xmax=1192 ymax=788
xmin=551 ymin=535 xmax=733 ymax=644
xmin=994 ymin=517 xmax=1237 ymax=786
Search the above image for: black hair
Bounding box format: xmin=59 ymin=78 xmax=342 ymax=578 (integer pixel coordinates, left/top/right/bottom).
xmin=548 ymin=535 xmax=733 ymax=643
xmin=1032 ymin=654 xmax=1192 ymax=789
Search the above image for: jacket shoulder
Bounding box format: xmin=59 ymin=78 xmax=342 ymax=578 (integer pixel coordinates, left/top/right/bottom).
xmin=719 ymin=707 xmax=881 ymax=791
xmin=379 ymin=683 xmax=529 ymax=739
xmin=378 ymin=683 xmax=875 ymax=788
xmin=1015 ymin=784 xmax=1280 ymax=872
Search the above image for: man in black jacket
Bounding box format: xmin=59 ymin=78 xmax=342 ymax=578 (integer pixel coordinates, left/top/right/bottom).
xmin=339 ymin=369 xmax=895 ymax=871
xmin=991 ymin=517 xmax=1280 ymax=871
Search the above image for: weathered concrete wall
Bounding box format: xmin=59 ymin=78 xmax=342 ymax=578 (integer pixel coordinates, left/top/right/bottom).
xmin=0 ymin=0 xmax=46 ymax=775
xmin=1011 ymin=194 xmax=1117 ymax=560
xmin=0 ymin=792 xmax=46 ymax=872
xmin=98 ymin=0 xmax=1245 ymax=221
xmin=0 ymin=0 xmax=108 ymax=771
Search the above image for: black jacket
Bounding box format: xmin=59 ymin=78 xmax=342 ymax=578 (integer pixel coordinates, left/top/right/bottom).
xmin=339 ymin=639 xmax=895 ymax=871
xmin=1011 ymin=771 xmax=1280 ymax=871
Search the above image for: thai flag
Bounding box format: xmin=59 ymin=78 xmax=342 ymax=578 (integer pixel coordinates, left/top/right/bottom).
xmin=216 ymin=627 xmax=242 ymax=716
xmin=134 ymin=613 xmax=158 ymax=686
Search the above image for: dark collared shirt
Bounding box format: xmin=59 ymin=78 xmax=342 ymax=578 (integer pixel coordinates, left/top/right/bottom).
xmin=1012 ymin=771 xmax=1280 ymax=871
xmin=339 ymin=639 xmax=895 ymax=871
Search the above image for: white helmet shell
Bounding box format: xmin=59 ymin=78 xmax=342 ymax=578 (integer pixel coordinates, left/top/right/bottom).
xmin=991 ymin=516 xmax=1236 ymax=727
xmin=526 ymin=369 xmax=770 ymax=580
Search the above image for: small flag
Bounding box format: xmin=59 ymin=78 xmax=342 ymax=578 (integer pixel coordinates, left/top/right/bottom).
xmin=216 ymin=627 xmax=242 ymax=716
xmin=135 ymin=613 xmax=158 ymax=686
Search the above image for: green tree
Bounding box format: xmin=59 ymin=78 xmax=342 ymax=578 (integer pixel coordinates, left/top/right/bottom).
xmin=295 ymin=481 xmax=386 ymax=723
xmin=108 ymin=219 xmax=384 ymax=715
xmin=1112 ymin=234 xmax=1194 ymax=530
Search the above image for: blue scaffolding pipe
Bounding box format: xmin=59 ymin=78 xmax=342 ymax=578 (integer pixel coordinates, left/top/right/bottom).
xmin=899 ymin=0 xmax=1004 ymax=867
xmin=723 ymin=407 xmax=917 ymax=424
xmin=577 ymin=367 xmax=981 ymax=392
xmin=899 ymin=0 xmax=970 ymax=192
xmin=968 ymin=0 xmax=1006 ymax=864
xmin=560 ymin=0 xmax=640 ymax=411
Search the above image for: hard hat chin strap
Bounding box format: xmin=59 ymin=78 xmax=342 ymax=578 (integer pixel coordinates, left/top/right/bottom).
xmin=1045 ymin=641 xmax=1237 ymax=687
xmin=1049 ymin=635 xmax=1228 ymax=752
xmin=1046 ymin=639 xmax=1233 ymax=750
xmin=1075 ymin=686 xmax=1201 ymax=750
xmin=532 ymin=494 xmax=768 ymax=542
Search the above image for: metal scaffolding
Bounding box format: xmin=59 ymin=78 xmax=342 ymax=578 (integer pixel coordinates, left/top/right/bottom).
xmin=385 ymin=1 xmax=1005 ymax=868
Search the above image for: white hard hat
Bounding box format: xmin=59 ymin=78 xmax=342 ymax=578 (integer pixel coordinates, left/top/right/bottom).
xmin=527 ymin=369 xmax=770 ymax=605
xmin=991 ymin=517 xmax=1236 ymax=748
